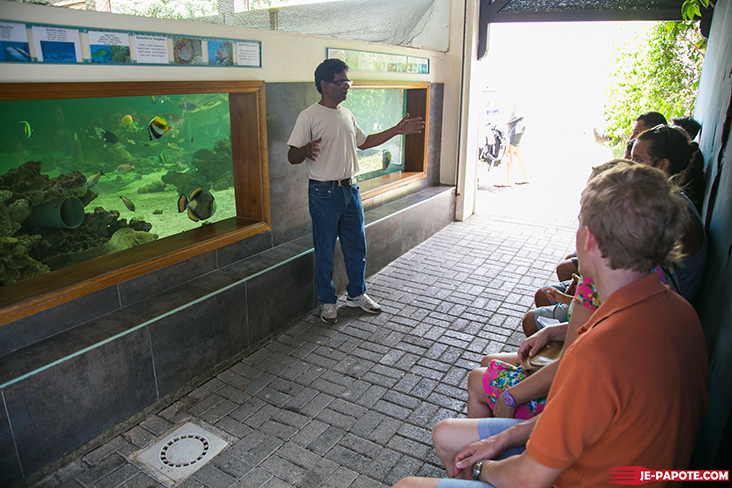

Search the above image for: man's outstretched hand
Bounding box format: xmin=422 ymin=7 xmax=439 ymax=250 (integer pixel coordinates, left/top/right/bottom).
xmin=394 ymin=113 xmax=425 ymax=135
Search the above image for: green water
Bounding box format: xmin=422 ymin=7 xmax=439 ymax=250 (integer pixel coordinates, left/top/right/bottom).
xmin=0 ymin=92 xmax=235 ymax=284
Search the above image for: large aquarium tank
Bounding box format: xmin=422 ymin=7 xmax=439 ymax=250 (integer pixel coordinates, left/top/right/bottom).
xmin=0 ymin=82 xmax=269 ymax=293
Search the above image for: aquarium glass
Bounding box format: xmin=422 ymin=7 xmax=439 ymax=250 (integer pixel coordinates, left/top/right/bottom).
xmin=0 ymin=92 xmax=235 ymax=286
xmin=341 ymin=88 xmax=406 ymax=182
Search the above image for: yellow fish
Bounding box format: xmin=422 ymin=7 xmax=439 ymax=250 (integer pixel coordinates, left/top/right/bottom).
xmin=19 ymin=120 xmax=32 ymax=139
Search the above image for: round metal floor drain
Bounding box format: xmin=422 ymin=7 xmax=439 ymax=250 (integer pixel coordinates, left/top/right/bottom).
xmin=159 ymin=433 xmax=210 ymax=468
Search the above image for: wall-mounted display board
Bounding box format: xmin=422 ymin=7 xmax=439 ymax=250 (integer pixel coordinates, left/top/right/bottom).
xmin=327 ymin=48 xmax=429 ymax=74
xmin=0 ymin=20 xmax=261 ymax=67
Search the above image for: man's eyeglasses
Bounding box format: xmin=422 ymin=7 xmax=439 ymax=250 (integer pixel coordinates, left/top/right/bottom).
xmin=328 ymin=79 xmax=353 ymax=87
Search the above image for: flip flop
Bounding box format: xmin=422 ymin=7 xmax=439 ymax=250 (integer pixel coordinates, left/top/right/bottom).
xmin=494 ymin=184 xmax=512 ymax=188
xmin=515 ymin=181 xmax=530 ymax=185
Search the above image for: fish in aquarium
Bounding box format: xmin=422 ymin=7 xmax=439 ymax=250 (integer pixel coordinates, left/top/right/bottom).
xmin=86 ymin=170 xmax=104 ymax=188
xmin=178 ymin=186 xmax=216 ymax=222
xmin=120 ymin=196 xmax=135 ymax=211
xmin=162 ymin=113 xmax=184 ymax=128
xmin=176 ymin=102 xmax=199 ymax=113
xmin=148 ymin=116 xmax=170 ymax=140
xmin=95 ymin=127 xmax=119 ymax=144
xmin=116 ymin=164 xmax=135 ymax=174
xmin=122 ymin=114 xmax=140 ymax=126
xmin=19 ymin=120 xmax=32 ymax=139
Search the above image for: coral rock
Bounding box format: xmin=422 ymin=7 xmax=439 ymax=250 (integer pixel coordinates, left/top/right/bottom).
xmin=0 ymin=235 xmax=50 ymax=286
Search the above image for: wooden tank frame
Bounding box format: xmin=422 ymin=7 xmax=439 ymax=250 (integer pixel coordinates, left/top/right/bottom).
xmin=0 ymin=81 xmax=270 ymax=326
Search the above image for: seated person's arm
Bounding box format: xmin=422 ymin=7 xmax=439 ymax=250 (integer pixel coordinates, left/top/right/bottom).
xmin=498 ymin=309 xmax=591 ymax=415
xmin=481 ymin=450 xmax=562 ymax=488
xmin=453 ymin=416 xmax=540 ymax=477
xmin=679 ymin=210 xmax=705 ymax=257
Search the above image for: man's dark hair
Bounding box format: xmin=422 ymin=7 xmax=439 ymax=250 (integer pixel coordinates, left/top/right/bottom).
xmin=636 ymin=125 xmax=693 ymax=177
xmin=636 ymin=111 xmax=668 ymax=128
xmin=671 ymin=116 xmax=702 ymax=140
xmin=315 ymin=59 xmax=349 ymax=93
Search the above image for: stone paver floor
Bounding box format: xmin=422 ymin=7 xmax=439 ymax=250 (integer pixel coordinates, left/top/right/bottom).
xmin=30 ymin=187 xmax=578 ymax=488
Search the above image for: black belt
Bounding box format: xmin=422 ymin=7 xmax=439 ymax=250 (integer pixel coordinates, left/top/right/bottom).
xmin=309 ymin=178 xmax=354 ymax=187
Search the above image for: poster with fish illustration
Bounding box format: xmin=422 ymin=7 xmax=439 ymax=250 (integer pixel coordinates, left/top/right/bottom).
xmin=208 ymin=40 xmax=233 ymax=66
xmin=173 ymin=37 xmax=204 ymax=65
xmin=32 ymin=25 xmax=81 ymax=63
xmin=0 ymin=21 xmax=32 ymax=62
xmin=88 ymin=30 xmax=131 ymax=64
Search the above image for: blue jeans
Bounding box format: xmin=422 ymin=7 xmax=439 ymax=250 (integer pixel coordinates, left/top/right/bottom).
xmin=308 ymin=181 xmax=367 ymax=304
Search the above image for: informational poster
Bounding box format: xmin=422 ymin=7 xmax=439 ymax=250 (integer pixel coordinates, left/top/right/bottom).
xmin=407 ymin=56 xmax=429 ymax=74
xmin=133 ymin=34 xmax=169 ymax=64
xmin=88 ymin=30 xmax=131 ymax=64
xmin=0 ymin=21 xmax=31 ymax=62
xmin=208 ymin=40 xmax=233 ymax=66
xmin=172 ymin=37 xmax=203 ymax=65
xmin=327 ymin=48 xmax=430 ymax=74
xmin=2 ymin=21 xmax=260 ymax=67
xmin=32 ymin=25 xmax=81 ymax=63
xmin=236 ymin=41 xmax=261 ymax=67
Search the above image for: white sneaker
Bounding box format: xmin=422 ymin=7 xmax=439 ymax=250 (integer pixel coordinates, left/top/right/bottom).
xmin=321 ymin=303 xmax=338 ymax=324
xmin=346 ymin=293 xmax=382 ymax=314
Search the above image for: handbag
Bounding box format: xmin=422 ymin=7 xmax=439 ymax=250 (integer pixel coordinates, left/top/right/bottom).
xmin=521 ymin=341 xmax=563 ymax=373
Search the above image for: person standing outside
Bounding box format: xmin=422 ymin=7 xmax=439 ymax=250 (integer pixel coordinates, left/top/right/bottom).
xmin=497 ymin=110 xmax=527 ymax=187
xmin=287 ymin=59 xmax=425 ymax=324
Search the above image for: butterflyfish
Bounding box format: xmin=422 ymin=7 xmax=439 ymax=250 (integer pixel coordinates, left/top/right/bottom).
xmin=19 ymin=120 xmax=32 ymax=139
xmin=178 ymin=186 xmax=216 ymax=222
xmin=120 ymin=196 xmax=135 ymax=212
xmin=148 ymin=116 xmax=170 ymax=141
xmin=122 ymin=114 xmax=139 ymax=126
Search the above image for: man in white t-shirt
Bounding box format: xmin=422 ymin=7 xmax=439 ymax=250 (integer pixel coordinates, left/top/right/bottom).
xmin=287 ymin=59 xmax=424 ymax=324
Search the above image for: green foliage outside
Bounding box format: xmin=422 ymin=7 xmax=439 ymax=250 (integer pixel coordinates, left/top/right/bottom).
xmin=681 ymin=0 xmax=710 ymax=21
xmin=603 ymin=20 xmax=706 ymax=155
xmin=111 ymin=0 xmax=218 ymax=19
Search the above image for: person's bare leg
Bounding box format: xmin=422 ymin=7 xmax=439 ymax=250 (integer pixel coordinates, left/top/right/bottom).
xmin=467 ymin=368 xmax=493 ymax=419
xmin=515 ymin=147 xmax=527 ymax=182
xmin=432 ymin=418 xmax=483 ymax=478
xmin=391 ymin=478 xmax=440 ymax=488
xmin=505 ymin=145 xmax=515 ymax=184
xmin=534 ymin=288 xmax=551 ymax=307
xmin=479 ymin=352 xmax=519 ymax=367
xmin=556 ymin=259 xmax=578 ymax=282
xmin=522 ymin=310 xmax=538 ymax=336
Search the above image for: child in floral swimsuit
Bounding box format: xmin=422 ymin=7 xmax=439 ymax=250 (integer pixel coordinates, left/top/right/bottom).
xmin=482 ymin=262 xmax=679 ymax=419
